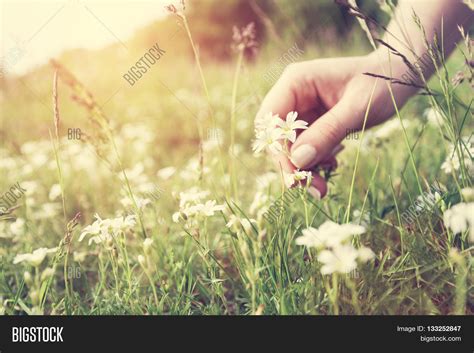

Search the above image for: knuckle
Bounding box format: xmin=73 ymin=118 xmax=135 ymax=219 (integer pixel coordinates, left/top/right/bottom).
xmin=319 ymin=120 xmax=343 ymax=145
xmin=282 ymin=63 xmax=300 ymax=78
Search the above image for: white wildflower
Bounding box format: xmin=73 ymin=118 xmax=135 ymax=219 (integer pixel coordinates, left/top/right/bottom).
xmin=443 ymin=202 xmax=474 ymax=241
xmin=157 ymin=166 xmax=176 ymax=180
xmin=78 ymin=214 xmax=137 ymax=246
xmin=296 ymin=221 xmax=366 ymax=249
xmin=318 ymin=245 xmax=359 ymax=275
xmin=252 ymin=127 xmax=284 ymax=155
xmin=48 ymin=184 xmax=62 ymax=201
xmin=277 ymin=111 xmax=308 ymax=143
xmin=283 ymin=170 xmax=312 ymax=188
xmin=440 ymin=138 xmax=473 ymax=175
xmin=10 ymin=218 xmax=26 ymax=237
xmin=357 ymin=246 xmax=375 ymax=262
xmin=254 ymin=112 xmax=282 ymax=131
xmin=424 ymin=107 xmax=444 ymax=127
xmin=461 ymin=187 xmax=474 ymax=202
xmin=226 ymin=215 xmax=257 ymax=233
xmin=13 ymin=247 xmax=58 ymax=267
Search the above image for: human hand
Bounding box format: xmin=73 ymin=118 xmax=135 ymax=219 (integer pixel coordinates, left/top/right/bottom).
xmin=255 ymin=53 xmax=416 ymax=197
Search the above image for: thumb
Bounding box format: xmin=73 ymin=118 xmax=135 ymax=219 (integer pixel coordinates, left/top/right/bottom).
xmin=289 ymin=99 xmax=358 ymax=169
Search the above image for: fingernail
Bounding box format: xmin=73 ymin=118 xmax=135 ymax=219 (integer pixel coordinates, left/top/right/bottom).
xmin=307 ymin=186 xmax=321 ymax=200
xmin=291 ymin=144 xmax=317 ymax=169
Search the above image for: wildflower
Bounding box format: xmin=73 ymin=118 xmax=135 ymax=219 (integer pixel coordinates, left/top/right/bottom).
xmin=172 ymin=212 xmax=181 ymax=223
xmin=32 ymin=203 xmax=61 ymax=220
xmin=252 ymin=127 xmax=284 ymax=155
xmin=253 ymin=111 xmax=309 ymax=155
xmin=10 ymin=218 xmax=25 ymax=237
xmin=424 ymin=107 xmax=444 ymax=127
xmin=177 ymin=187 xmax=210 ymax=208
xmin=295 ymin=226 xmax=327 ymax=248
xmin=48 ymin=184 xmax=62 ymax=201
xmin=296 ymin=221 xmax=374 ymax=275
xmin=78 ymin=214 xmax=137 ymax=246
xmin=143 ymin=238 xmax=154 ymax=254
xmin=13 ymin=247 xmax=58 ymax=267
xmin=120 ymin=196 xmax=152 ymax=211
xmin=451 ymin=71 xmax=465 ymax=87
xmin=277 ymin=111 xmax=308 ymax=143
xmin=192 ymin=200 xmax=225 ymax=217
xmin=295 ymin=221 xmax=366 ymax=249
xmin=41 ymin=267 xmax=55 ymax=281
xmin=226 ymin=215 xmax=257 ymax=233
xmin=138 ymin=254 xmax=146 ymax=267
xmin=318 ymin=244 xmax=375 ymax=275
xmin=443 ymin=202 xmax=474 ymax=241
xmin=353 ymin=209 xmax=370 ymax=227
xmin=157 ymin=166 xmax=176 ymax=180
xmin=165 ymin=0 xmax=185 ymax=15
xmin=461 ymin=187 xmax=474 ymax=202
xmin=232 ymin=22 xmax=258 ymax=59
xmin=255 ymin=112 xmax=282 ymax=132
xmin=440 ymin=138 xmax=474 ymax=175
xmin=173 ymin=187 xmax=224 ymax=223
xmin=24 ymin=271 xmax=33 ymax=285
xmin=179 ymin=158 xmax=210 ymax=180
xmin=283 ymin=170 xmax=312 ymax=188
xmin=318 ymin=245 xmax=359 ymax=275
xmin=73 ymin=251 xmax=88 ymax=262
xmin=357 ymin=246 xmax=375 ymax=262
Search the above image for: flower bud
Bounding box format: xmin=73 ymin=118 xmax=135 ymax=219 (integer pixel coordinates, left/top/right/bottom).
xmin=23 ymin=271 xmax=33 ymax=285
xmin=138 ymin=255 xmax=146 ymax=267
xmin=143 ymin=238 xmax=154 ymax=255
xmin=41 ymin=267 xmax=55 ymax=281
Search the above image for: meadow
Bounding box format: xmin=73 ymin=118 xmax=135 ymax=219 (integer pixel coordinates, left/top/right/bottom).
xmin=0 ymin=0 xmax=473 ymax=315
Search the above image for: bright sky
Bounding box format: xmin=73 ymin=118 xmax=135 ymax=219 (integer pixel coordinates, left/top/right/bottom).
xmin=1 ymin=0 xmax=176 ymax=76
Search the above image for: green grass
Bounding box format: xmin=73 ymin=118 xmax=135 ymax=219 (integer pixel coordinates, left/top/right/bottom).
xmin=0 ymin=13 xmax=473 ymax=315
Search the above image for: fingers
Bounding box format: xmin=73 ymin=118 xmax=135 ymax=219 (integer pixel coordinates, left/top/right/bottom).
xmin=290 ymin=99 xmax=356 ymax=170
xmin=256 ymin=71 xmax=296 ymax=122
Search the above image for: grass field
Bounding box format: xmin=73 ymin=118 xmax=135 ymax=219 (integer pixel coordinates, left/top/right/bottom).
xmin=0 ymin=1 xmax=473 ymax=315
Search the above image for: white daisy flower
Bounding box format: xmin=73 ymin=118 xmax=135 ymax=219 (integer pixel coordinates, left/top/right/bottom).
xmin=193 ymin=200 xmax=225 ymax=217
xmin=318 ymin=245 xmax=359 ymax=275
xmin=295 ymin=226 xmax=327 ymax=248
xmin=440 ymin=138 xmax=474 ymax=175
xmin=283 ymin=170 xmax=312 ymax=188
xmin=78 ymin=214 xmax=137 ymax=246
xmin=252 ymin=127 xmax=284 ymax=155
xmin=13 ymin=247 xmax=58 ymax=267
xmin=254 ymin=112 xmax=282 ymax=131
xmin=178 ymin=187 xmax=210 ymax=209
xmin=296 ymin=221 xmax=366 ymax=249
xmin=357 ymin=246 xmax=375 ymax=262
xmin=443 ymin=202 xmax=474 ymax=241
xmin=277 ymin=111 xmax=308 ymax=143
xmin=424 ymin=107 xmax=444 ymax=127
